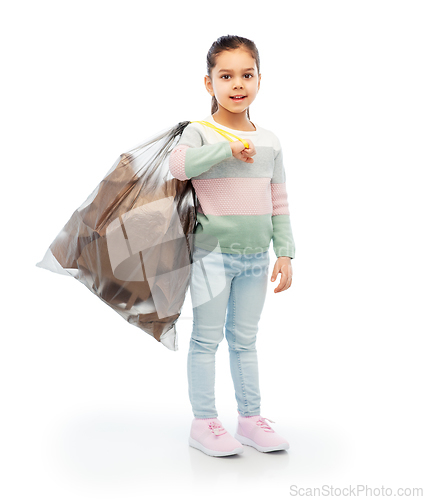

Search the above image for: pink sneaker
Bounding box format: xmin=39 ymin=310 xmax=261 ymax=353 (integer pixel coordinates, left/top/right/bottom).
xmin=234 ymin=413 xmax=290 ymax=452
xmin=189 ymin=418 xmax=244 ymax=457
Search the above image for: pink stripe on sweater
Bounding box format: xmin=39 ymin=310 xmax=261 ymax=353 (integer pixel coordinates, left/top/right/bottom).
xmin=192 ymin=177 xmax=273 ymax=216
xmin=169 ymin=144 xmax=189 ymax=181
xmin=271 ymin=183 xmax=290 ymax=215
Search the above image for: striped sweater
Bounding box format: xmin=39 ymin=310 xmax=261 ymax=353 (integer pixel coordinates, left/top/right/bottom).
xmin=169 ymin=114 xmax=295 ymax=258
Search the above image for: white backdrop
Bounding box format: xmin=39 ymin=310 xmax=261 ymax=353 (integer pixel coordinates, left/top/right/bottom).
xmin=2 ymin=0 xmax=423 ymax=498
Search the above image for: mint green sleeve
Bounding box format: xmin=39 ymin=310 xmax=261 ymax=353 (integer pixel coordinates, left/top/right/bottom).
xmin=272 ymin=216 xmax=296 ymax=259
xmin=177 ymin=125 xmax=233 ymax=179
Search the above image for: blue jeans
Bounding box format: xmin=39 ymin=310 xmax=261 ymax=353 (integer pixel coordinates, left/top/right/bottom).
xmin=187 ymin=245 xmax=270 ymax=418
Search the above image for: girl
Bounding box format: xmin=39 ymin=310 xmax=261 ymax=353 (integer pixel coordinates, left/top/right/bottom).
xmin=169 ymin=35 xmax=295 ymax=457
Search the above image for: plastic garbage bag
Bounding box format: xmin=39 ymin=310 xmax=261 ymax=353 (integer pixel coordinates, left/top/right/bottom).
xmin=36 ymin=121 xmax=197 ymax=351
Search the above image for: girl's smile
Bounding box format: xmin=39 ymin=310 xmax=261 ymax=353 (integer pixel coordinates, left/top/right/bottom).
xmin=230 ymin=95 xmax=247 ymax=101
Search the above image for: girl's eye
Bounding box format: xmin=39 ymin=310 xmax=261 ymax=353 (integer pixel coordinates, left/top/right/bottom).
xmin=221 ymin=74 xmax=254 ymax=79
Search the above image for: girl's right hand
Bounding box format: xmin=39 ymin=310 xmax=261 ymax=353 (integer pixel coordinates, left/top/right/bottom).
xmin=230 ymin=139 xmax=256 ymax=163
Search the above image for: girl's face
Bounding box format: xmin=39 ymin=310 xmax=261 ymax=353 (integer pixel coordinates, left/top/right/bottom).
xmin=205 ymin=48 xmax=261 ymax=116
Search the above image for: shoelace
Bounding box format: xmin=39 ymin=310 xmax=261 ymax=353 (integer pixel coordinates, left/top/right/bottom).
xmin=208 ymin=421 xmax=227 ymax=436
xmin=255 ymin=417 xmax=275 ymax=433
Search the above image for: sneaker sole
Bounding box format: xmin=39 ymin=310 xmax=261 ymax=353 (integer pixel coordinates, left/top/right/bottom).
xmin=234 ymin=432 xmax=290 ymax=452
xmin=189 ymin=436 xmax=243 ymax=457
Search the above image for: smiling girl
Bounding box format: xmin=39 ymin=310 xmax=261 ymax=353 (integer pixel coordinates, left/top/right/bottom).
xmin=169 ymin=35 xmax=296 ymax=457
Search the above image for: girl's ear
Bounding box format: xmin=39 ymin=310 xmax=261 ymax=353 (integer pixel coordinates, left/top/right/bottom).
xmin=258 ymin=73 xmax=261 ymax=91
xmin=204 ymin=75 xmax=214 ymax=96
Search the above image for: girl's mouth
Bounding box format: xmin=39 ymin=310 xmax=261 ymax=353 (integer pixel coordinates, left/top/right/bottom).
xmin=230 ymin=96 xmax=246 ymax=101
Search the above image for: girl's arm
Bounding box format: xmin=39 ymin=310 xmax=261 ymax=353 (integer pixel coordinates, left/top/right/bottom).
xmin=271 ymin=139 xmax=296 ymax=259
xmin=169 ymin=125 xmax=232 ymax=180
xmin=169 ymin=142 xmax=232 ymax=180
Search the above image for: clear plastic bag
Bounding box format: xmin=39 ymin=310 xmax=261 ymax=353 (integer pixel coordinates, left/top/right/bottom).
xmin=36 ymin=121 xmax=196 ymax=351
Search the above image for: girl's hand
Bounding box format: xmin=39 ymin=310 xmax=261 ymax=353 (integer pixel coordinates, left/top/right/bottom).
xmin=270 ymin=257 xmax=293 ymax=293
xmin=230 ymin=139 xmax=256 ymax=163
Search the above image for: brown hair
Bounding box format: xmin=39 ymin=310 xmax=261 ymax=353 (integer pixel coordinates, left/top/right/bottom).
xmin=206 ymin=35 xmax=260 ymax=120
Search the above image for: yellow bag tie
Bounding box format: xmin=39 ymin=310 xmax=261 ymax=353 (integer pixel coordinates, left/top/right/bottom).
xmin=190 ymin=120 xmax=250 ymax=149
